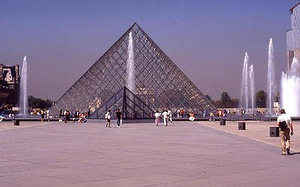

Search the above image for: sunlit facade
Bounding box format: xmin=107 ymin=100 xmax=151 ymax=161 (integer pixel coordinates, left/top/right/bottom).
xmin=287 ymin=3 xmax=300 ymax=66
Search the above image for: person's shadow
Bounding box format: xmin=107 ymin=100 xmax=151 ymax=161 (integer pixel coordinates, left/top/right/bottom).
xmin=290 ymin=152 xmax=300 ymax=155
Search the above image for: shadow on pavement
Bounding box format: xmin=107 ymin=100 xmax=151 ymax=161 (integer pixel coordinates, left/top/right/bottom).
xmin=291 ymin=152 xmax=300 ymax=155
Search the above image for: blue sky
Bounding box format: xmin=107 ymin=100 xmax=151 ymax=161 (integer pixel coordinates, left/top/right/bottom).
xmin=0 ymin=0 xmax=299 ymax=100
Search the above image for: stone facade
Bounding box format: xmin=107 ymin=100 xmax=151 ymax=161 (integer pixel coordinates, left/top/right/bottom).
xmin=0 ymin=64 xmax=20 ymax=107
xmin=287 ymin=3 xmax=300 ymax=66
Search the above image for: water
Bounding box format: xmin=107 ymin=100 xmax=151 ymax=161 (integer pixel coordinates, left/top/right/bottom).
xmin=290 ymin=57 xmax=300 ymax=75
xmin=267 ymin=38 xmax=275 ymax=115
xmin=281 ymin=57 xmax=300 ymax=117
xmin=19 ymin=56 xmax=28 ymax=115
xmin=127 ymin=32 xmax=135 ymax=93
xmin=249 ymin=65 xmax=255 ymax=114
xmin=239 ymin=52 xmax=249 ymax=113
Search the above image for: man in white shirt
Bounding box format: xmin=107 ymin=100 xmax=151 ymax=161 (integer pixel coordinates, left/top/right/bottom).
xmin=105 ymin=110 xmax=111 ymax=128
xmin=162 ymin=110 xmax=169 ymax=126
xmin=167 ymin=109 xmax=172 ymax=122
xmin=154 ymin=111 xmax=161 ymax=126
xmin=277 ymin=109 xmax=294 ymax=155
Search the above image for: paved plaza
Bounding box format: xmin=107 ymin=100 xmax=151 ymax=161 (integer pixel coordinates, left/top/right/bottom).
xmin=200 ymin=120 xmax=300 ymax=152
xmin=0 ymin=120 xmax=300 ymax=187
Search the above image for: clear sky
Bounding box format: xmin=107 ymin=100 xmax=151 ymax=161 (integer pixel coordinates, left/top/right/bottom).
xmin=0 ymin=0 xmax=299 ymax=100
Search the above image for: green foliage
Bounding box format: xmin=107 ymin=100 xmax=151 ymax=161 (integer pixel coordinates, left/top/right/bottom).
xmin=215 ymin=92 xmax=239 ymax=108
xmin=221 ymin=92 xmax=231 ymax=105
xmin=28 ymin=95 xmax=53 ymax=109
xmin=255 ymin=90 xmax=266 ymax=108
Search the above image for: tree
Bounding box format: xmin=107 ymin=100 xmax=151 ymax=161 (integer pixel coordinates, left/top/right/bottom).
xmin=215 ymin=92 xmax=239 ymax=108
xmin=28 ymin=95 xmax=53 ymax=109
xmin=221 ymin=92 xmax=231 ymax=106
xmin=256 ymin=90 xmax=266 ymax=108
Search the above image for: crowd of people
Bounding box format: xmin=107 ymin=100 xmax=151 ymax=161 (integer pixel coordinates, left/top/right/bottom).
xmin=154 ymin=109 xmax=173 ymax=126
xmin=58 ymin=109 xmax=90 ymax=123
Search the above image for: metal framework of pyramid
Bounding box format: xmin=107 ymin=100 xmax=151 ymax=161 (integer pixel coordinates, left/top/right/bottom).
xmin=90 ymin=86 xmax=154 ymax=119
xmin=51 ymin=23 xmax=216 ymax=117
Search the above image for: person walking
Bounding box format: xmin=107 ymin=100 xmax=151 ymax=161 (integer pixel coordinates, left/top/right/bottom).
xmin=209 ymin=112 xmax=214 ymax=121
xmin=105 ymin=110 xmax=111 ymax=128
xmin=154 ymin=110 xmax=161 ymax=126
xmin=46 ymin=110 xmax=50 ymax=121
xmin=168 ymin=109 xmax=172 ymax=122
xmin=116 ymin=109 xmax=122 ymax=128
xmin=162 ymin=110 xmax=169 ymax=126
xmin=41 ymin=110 xmax=45 ymax=122
xmin=277 ymin=109 xmax=294 ymax=155
xmin=59 ymin=109 xmax=63 ymax=120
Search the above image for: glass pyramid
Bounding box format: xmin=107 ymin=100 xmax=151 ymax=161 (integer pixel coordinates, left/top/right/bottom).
xmin=91 ymin=86 xmax=154 ymax=119
xmin=51 ymin=23 xmax=216 ymax=117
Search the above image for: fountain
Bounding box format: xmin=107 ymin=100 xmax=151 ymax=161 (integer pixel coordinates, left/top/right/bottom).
xmin=239 ymin=52 xmax=249 ymax=113
xmin=19 ymin=56 xmax=28 ymax=116
xmin=239 ymin=53 xmax=256 ymax=115
xmin=127 ymin=32 xmax=135 ymax=93
xmin=267 ymin=38 xmax=276 ymax=115
xmin=249 ymin=65 xmax=255 ymax=114
xmin=281 ymin=57 xmax=300 ymax=117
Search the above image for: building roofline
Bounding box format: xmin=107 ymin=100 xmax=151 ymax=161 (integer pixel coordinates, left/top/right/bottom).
xmin=290 ymin=2 xmax=300 ymax=13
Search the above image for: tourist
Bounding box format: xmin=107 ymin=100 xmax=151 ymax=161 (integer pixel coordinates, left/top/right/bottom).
xmin=180 ymin=109 xmax=184 ymax=118
xmin=84 ymin=112 xmax=88 ymax=122
xmin=116 ymin=109 xmax=122 ymax=128
xmin=46 ymin=110 xmax=50 ymax=121
xmin=277 ymin=109 xmax=294 ymax=155
xmin=177 ymin=109 xmax=180 ymax=118
xmin=87 ymin=109 xmax=91 ymax=118
xmin=105 ymin=110 xmax=111 ymax=128
xmin=154 ymin=110 xmax=161 ymax=126
xmin=63 ymin=110 xmax=67 ymax=117
xmin=189 ymin=112 xmax=195 ymax=121
xmin=63 ymin=110 xmax=67 ymax=123
xmin=162 ymin=110 xmax=169 ymax=126
xmin=78 ymin=113 xmax=84 ymax=123
xmin=168 ymin=109 xmax=172 ymax=122
xmin=78 ymin=113 xmax=83 ymax=123
xmin=75 ymin=111 xmax=79 ymax=118
xmin=209 ymin=112 xmax=214 ymax=121
xmin=223 ymin=110 xmax=227 ymax=117
xmin=218 ymin=110 xmax=222 ymax=117
xmin=41 ymin=110 xmax=45 ymax=122
xmin=203 ymin=110 xmax=207 ymax=118
xmin=64 ymin=110 xmax=71 ymax=123
xmin=59 ymin=109 xmax=63 ymax=119
xmin=78 ymin=112 xmax=87 ymax=123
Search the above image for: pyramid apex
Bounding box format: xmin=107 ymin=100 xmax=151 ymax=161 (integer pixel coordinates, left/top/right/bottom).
xmin=129 ymin=22 xmax=140 ymax=29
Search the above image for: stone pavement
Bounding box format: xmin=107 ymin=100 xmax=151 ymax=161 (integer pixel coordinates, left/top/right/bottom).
xmin=0 ymin=121 xmax=300 ymax=187
xmin=200 ymin=120 xmax=300 ymax=152
xmin=0 ymin=121 xmax=44 ymax=131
